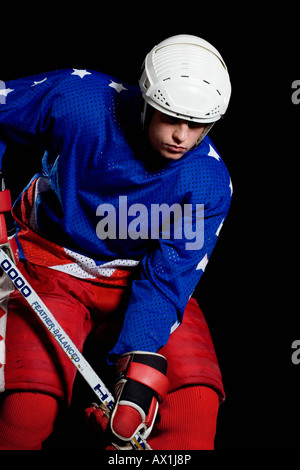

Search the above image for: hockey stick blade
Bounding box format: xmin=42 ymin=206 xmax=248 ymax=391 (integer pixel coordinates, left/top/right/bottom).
xmin=0 ymin=248 xmax=152 ymax=450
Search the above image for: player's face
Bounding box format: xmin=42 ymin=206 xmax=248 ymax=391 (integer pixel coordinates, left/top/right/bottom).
xmin=148 ymin=110 xmax=207 ymax=160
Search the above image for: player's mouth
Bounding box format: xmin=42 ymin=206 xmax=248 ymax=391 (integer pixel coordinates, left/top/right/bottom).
xmin=164 ymin=144 xmax=186 ymax=154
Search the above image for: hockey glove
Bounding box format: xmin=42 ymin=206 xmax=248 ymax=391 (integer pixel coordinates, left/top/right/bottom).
xmin=110 ymin=351 xmax=169 ymax=447
xmin=0 ymin=174 xmax=19 ymax=266
xmin=85 ymin=351 xmax=169 ymax=449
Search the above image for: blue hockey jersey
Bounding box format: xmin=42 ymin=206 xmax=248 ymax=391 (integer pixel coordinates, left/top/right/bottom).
xmin=0 ymin=69 xmax=232 ymax=358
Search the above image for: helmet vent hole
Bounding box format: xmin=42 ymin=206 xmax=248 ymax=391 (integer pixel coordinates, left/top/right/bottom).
xmin=154 ymin=90 xmax=167 ymax=104
xmin=206 ymin=105 xmax=221 ymax=116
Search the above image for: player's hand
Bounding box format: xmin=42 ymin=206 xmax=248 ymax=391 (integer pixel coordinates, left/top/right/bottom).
xmin=85 ymin=351 xmax=169 ymax=449
xmin=109 ymin=351 xmax=169 ymax=447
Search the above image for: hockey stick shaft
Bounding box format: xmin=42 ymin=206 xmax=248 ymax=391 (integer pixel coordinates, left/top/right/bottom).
xmin=0 ymin=248 xmax=151 ymax=450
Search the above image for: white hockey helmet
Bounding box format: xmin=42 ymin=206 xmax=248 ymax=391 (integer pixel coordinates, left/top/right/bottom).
xmin=139 ymin=34 xmax=231 ymax=125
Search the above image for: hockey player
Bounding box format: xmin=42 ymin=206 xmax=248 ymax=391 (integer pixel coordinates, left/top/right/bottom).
xmin=0 ymin=34 xmax=232 ymax=450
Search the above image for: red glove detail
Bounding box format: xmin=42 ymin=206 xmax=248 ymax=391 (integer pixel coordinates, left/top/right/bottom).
xmin=110 ymin=351 xmax=169 ymax=444
xmin=84 ymin=403 xmax=132 ymax=450
xmin=126 ymin=362 xmax=169 ymax=403
xmin=0 ymin=188 xmax=12 ymax=213
xmin=84 ymin=353 xmax=168 ymax=449
xmin=0 ymin=178 xmax=19 ymax=265
xmin=85 ymin=403 xmax=113 ymax=449
xmin=85 ymin=403 xmax=110 ymax=436
xmin=112 ymin=405 xmax=142 ymax=439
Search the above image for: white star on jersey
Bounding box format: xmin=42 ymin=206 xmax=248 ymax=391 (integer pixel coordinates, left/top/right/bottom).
xmin=216 ymin=219 xmax=224 ymax=237
xmin=229 ymin=178 xmax=233 ymax=196
xmin=0 ymin=87 xmax=14 ymax=98
xmin=109 ymin=81 xmax=127 ymax=93
xmin=196 ymin=253 xmax=208 ymax=271
xmin=208 ymin=144 xmax=220 ymax=161
xmin=31 ymin=78 xmax=47 ymax=87
xmin=71 ymin=69 xmax=91 ymax=79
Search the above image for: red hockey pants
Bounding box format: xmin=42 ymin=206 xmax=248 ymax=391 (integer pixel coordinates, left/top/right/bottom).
xmin=0 ymin=261 xmax=222 ymax=449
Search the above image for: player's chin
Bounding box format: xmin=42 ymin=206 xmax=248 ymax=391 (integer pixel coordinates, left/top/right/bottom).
xmin=159 ymin=149 xmax=186 ymax=160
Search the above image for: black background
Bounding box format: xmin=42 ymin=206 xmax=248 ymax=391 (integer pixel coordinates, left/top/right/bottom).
xmin=1 ymin=5 xmax=299 ymax=450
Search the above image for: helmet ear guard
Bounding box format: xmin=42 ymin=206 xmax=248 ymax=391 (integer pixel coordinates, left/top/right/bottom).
xmin=139 ymin=34 xmax=231 ymax=135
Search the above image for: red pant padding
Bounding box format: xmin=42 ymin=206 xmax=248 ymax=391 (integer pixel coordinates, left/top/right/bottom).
xmin=0 ymin=392 xmax=59 ymax=450
xmin=148 ymin=386 xmax=219 ymax=450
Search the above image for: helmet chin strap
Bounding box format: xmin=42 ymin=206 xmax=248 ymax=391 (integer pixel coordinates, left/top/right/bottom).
xmin=193 ymin=122 xmax=215 ymax=148
xmin=141 ymin=100 xmax=149 ymax=128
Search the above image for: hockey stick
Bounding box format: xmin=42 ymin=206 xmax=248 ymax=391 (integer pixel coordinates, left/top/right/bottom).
xmin=0 ymin=247 xmax=151 ymax=450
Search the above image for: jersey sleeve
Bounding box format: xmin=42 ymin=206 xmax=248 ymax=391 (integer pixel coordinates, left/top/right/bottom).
xmin=109 ymin=146 xmax=233 ymax=360
xmin=0 ymin=70 xmax=69 ymax=165
xmin=0 ymin=69 xmax=101 ymax=170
